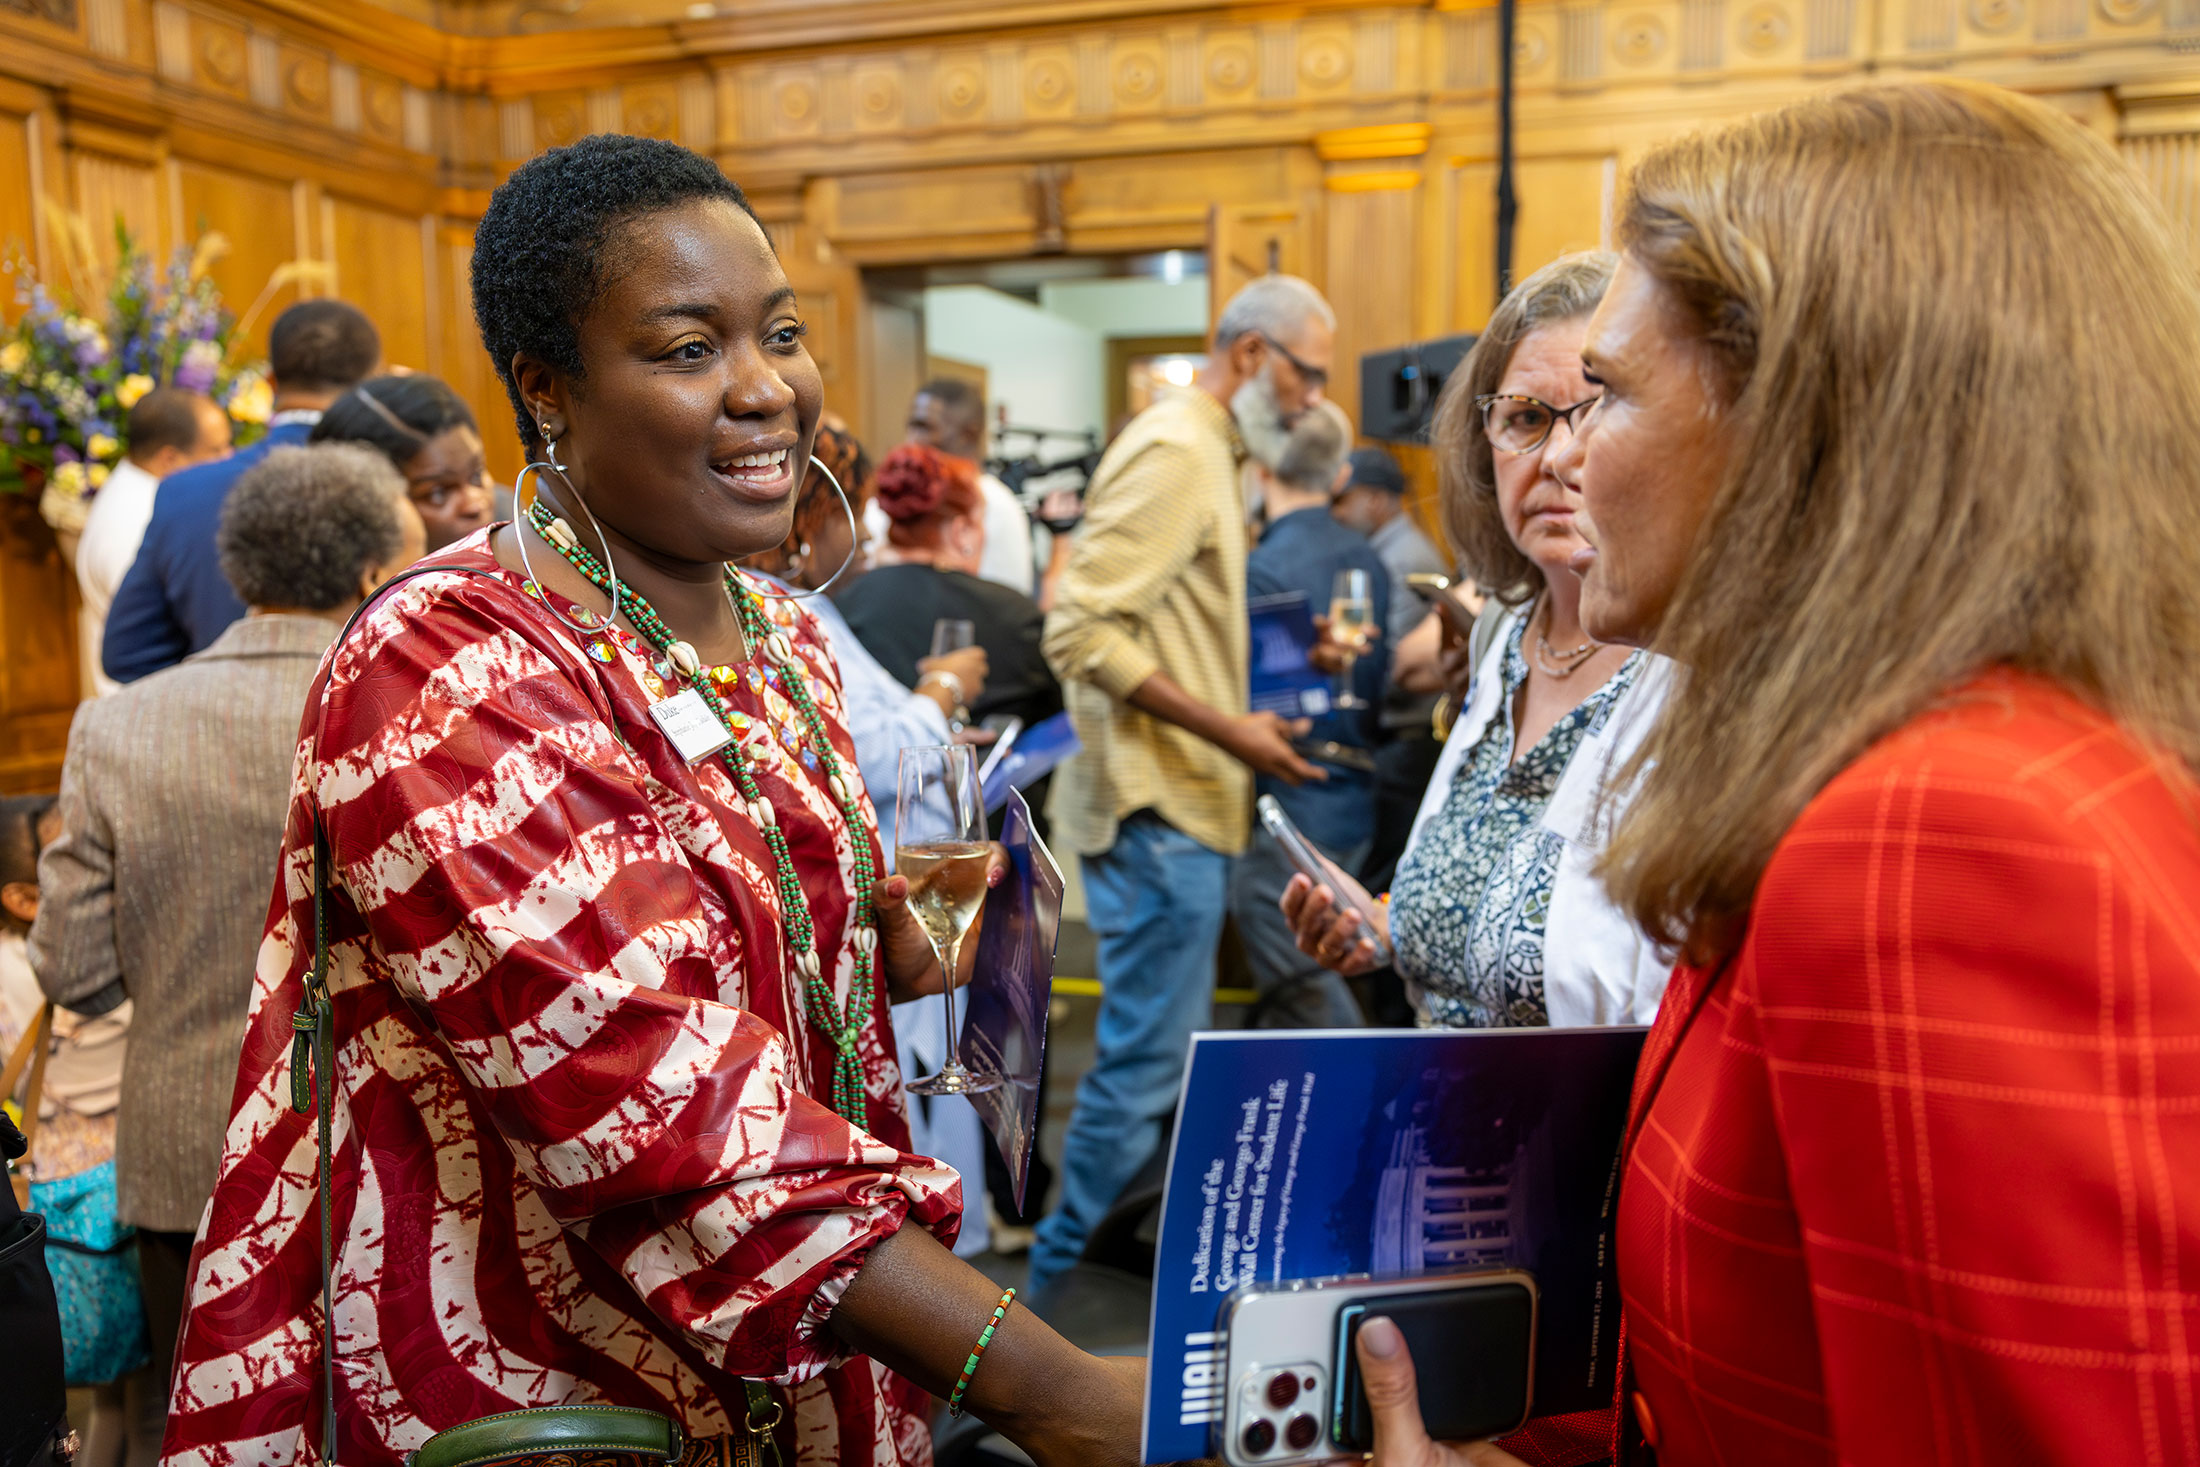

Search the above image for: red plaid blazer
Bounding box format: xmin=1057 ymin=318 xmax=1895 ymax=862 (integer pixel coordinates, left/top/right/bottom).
xmin=1616 ymin=671 xmax=2200 ymax=1466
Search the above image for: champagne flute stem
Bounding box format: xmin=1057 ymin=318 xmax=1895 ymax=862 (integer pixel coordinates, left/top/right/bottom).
xmin=937 ymin=934 xmax=963 ymax=1069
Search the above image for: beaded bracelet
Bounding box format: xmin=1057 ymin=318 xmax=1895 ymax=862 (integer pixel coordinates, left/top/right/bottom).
xmin=946 ymin=1286 xmax=1017 ymax=1418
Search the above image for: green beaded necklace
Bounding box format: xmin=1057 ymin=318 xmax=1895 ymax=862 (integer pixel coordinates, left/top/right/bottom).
xmin=526 ymin=499 xmax=878 ymax=1125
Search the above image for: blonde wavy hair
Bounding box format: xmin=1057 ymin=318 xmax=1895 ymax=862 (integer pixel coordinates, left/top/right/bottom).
xmin=1603 ymin=78 xmax=2200 ymax=959
xmin=1430 ymin=253 xmax=1617 ymax=604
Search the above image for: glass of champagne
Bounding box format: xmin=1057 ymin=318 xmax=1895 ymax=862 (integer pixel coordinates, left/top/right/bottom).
xmin=1328 ymin=568 xmax=1375 ymax=711
xmin=896 ymin=744 xmax=999 ymax=1096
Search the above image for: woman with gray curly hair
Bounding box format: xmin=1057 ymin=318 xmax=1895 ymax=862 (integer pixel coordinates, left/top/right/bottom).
xmin=1280 ymin=253 xmax=1675 ymax=1031
xmin=215 ymin=443 xmax=426 ymax=614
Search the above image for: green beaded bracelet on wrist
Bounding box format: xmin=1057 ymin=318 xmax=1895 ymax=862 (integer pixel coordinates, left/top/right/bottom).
xmin=947 ymin=1286 xmax=1017 ymax=1418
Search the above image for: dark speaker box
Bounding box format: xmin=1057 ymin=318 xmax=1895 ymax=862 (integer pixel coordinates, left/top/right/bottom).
xmin=1358 ymin=332 xmax=1478 ymax=443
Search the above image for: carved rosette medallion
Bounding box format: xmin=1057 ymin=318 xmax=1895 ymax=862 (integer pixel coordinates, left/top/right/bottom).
xmin=1028 ymin=59 xmax=1072 ymax=107
xmin=940 ymin=66 xmax=985 ymax=116
xmin=364 ymin=78 xmax=402 ymax=136
xmin=1114 ymin=52 xmax=1161 ymax=101
xmin=1 ymin=0 xmax=78 ymax=27
xmin=1208 ymin=44 xmax=1255 ymax=91
xmin=1967 ymin=0 xmax=2026 ymax=31
xmin=859 ymin=73 xmax=900 ymax=119
xmin=286 ymin=58 xmax=329 ymax=109
xmin=199 ymin=29 xmax=244 ymax=86
xmin=777 ymin=80 xmax=816 ymax=122
xmin=538 ymin=100 xmax=583 ymax=146
xmin=1299 ymin=36 xmax=1353 ymax=86
xmin=1738 ymin=2 xmax=1793 ymax=51
xmin=1613 ymin=13 xmax=1670 ymax=62
xmin=628 ymin=97 xmax=674 ymax=138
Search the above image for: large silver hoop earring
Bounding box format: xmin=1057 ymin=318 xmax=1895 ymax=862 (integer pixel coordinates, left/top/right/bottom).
xmin=746 ymin=455 xmax=860 ymax=601
xmin=513 ymin=433 xmax=623 ymax=637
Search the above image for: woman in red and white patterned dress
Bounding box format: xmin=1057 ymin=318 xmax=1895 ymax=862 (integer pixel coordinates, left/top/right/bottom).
xmin=159 ymin=137 xmax=1144 ymax=1467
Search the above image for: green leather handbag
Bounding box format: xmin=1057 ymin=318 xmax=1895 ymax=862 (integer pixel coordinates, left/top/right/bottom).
xmin=289 ymin=565 xmax=786 ymax=1467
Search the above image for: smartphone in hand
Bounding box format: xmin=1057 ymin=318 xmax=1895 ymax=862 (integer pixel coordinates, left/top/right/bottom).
xmin=1257 ymin=794 xmax=1393 ymax=966
xmin=1218 ymin=1270 xmax=1537 ymax=1466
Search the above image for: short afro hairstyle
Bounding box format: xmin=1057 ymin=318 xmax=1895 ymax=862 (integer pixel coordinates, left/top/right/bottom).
xmin=470 ymin=134 xmax=763 ymax=459
xmin=217 ymin=444 xmax=410 ymax=611
xmin=311 ymin=373 xmax=478 ymax=471
xmin=268 ymin=300 xmax=381 ymax=395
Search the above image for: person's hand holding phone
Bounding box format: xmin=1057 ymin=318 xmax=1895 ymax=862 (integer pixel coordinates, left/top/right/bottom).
xmin=1279 ymin=864 xmax=1390 ymax=977
xmin=1338 ymin=1320 xmax=1532 ymax=1467
xmin=1433 ymin=604 xmax=1479 ymax=708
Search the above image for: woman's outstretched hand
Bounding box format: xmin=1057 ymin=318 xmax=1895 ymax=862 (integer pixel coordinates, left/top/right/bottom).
xmin=872 ymin=843 xmax=1009 ymax=1004
xmin=1344 ymin=1318 xmax=1531 ymax=1467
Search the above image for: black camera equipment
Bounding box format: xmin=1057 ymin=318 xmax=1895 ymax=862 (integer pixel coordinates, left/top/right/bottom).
xmin=1358 ymin=333 xmax=1478 ymax=444
xmin=987 ymin=424 xmax=1104 ymax=532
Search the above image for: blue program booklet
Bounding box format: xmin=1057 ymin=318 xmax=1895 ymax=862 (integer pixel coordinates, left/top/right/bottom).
xmin=1248 ymin=591 xmax=1332 ymax=720
xmin=955 ymin=787 xmax=1062 ymax=1213
xmin=1140 ymin=1026 xmax=1647 ymax=1463
xmin=981 ymin=711 xmax=1081 ymax=814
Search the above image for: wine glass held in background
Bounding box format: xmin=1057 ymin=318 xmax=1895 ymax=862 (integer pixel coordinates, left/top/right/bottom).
xmin=929 ymin=619 xmax=978 ymax=731
xmin=896 ymin=743 xmax=1001 ymax=1097
xmin=929 ymin=618 xmax=976 ymax=659
xmin=1327 ymin=568 xmax=1375 ymax=711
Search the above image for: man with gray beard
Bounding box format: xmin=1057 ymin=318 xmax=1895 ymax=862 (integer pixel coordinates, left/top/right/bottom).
xmin=1035 ymin=273 xmax=1336 ymax=1294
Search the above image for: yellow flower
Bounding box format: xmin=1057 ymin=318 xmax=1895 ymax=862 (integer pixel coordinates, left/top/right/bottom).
xmin=23 ymin=427 xmax=40 ymax=445
xmin=86 ymin=433 xmax=119 ymax=463
xmin=88 ymin=463 xmax=110 ymax=489
xmin=229 ymin=374 xmax=272 ymax=425
xmin=50 ymin=460 xmax=86 ymax=494
xmin=0 ymin=341 xmax=24 ymax=375
xmin=116 ymin=374 xmax=154 ymax=409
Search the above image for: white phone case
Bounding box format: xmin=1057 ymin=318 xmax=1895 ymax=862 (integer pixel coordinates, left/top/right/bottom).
xmin=1216 ymin=1271 xmax=1535 ymax=1467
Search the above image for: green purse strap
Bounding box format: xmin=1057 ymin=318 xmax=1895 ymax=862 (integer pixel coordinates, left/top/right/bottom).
xmin=286 ymin=563 xmax=705 ymax=1467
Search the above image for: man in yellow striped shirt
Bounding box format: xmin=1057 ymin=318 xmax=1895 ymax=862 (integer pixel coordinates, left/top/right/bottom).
xmin=1032 ymin=274 xmax=1336 ymax=1291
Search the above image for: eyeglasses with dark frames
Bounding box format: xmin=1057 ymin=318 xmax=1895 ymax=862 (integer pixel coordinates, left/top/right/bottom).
xmin=1475 ymin=392 xmax=1601 ymax=455
xmin=1257 ymin=332 xmax=1330 ymax=392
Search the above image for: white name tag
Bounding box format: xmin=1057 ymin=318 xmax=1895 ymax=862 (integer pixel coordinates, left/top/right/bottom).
xmin=648 ymin=688 xmax=734 ymax=764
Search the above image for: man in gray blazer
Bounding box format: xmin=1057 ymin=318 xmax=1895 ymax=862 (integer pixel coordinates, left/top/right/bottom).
xmin=30 ymin=444 xmax=423 ymax=1415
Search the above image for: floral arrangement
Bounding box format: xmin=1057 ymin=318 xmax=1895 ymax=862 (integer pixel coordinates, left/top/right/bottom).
xmin=0 ymin=223 xmax=272 ymax=535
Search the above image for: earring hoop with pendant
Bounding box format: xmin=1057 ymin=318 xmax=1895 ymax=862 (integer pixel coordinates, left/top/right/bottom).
xmin=514 ymin=425 xmax=623 ymax=638
xmin=744 ymin=454 xmax=860 ymax=601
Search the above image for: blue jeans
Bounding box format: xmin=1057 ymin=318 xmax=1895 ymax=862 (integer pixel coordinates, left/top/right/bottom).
xmin=1028 ymin=812 xmax=1229 ymax=1295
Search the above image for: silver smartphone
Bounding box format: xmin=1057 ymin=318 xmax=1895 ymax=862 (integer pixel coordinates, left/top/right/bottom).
xmin=1256 ymin=793 xmax=1393 ymax=966
xmin=1218 ymin=1270 xmax=1538 ymax=1467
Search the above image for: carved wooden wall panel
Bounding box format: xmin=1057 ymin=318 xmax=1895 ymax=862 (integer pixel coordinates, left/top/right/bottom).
xmin=327 ymin=194 xmax=433 ymax=373
xmin=171 ymin=159 xmax=301 ymax=356
xmin=70 ymin=152 xmax=165 ymax=271
xmin=1439 ymin=151 xmax=1616 ymax=331
xmin=0 ymin=103 xmax=38 ymax=292
xmin=1324 ymin=183 xmax=1420 ymax=426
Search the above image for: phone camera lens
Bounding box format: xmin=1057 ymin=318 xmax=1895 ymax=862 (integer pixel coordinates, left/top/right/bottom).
xmin=1241 ymin=1419 xmax=1277 ymax=1455
xmin=1285 ymin=1414 xmax=1321 ymax=1451
xmin=1265 ymin=1371 xmax=1300 ymax=1409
